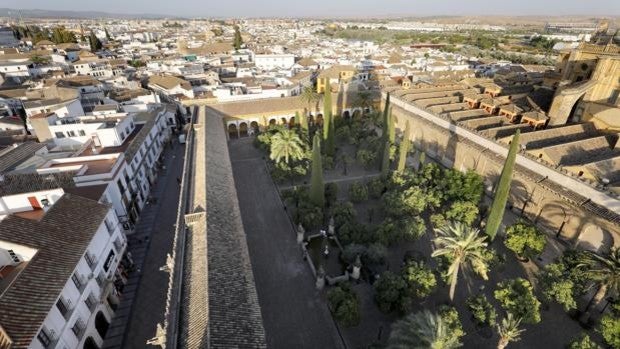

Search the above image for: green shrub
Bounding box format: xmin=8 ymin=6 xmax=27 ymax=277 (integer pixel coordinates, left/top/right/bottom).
xmin=342 ymin=243 xmax=387 ymax=267
xmin=537 ymin=262 xmax=578 ymax=311
xmin=445 ymin=200 xmax=479 ymax=226
xmin=438 ymin=305 xmax=465 ymax=343
xmin=332 ymin=201 xmax=357 ymax=228
xmin=295 ymin=202 xmax=323 ymax=229
xmin=400 ymin=216 xmax=426 ymax=241
xmin=375 ymin=218 xmax=401 ymax=246
xmin=374 ymin=271 xmax=409 ymax=313
xmin=338 ymin=221 xmax=375 ymax=245
xmin=430 ymin=213 xmax=447 ymax=229
xmin=569 ymin=334 xmax=602 ymax=349
xmin=349 ymin=181 xmax=369 ymax=203
xmin=367 ymin=177 xmax=385 ymax=199
xmin=328 ymin=283 xmax=361 ymax=327
xmin=325 ymin=183 xmax=338 ymax=206
xmin=356 ymin=149 xmax=376 ymax=168
xmin=401 ymin=261 xmax=437 ymax=299
xmin=494 ymin=278 xmax=541 ymax=324
xmin=466 ymin=295 xmax=497 ymax=327
xmin=335 ymin=125 xmax=352 ymax=143
xmin=599 ymin=313 xmax=620 ymax=349
xmin=504 ymin=221 xmax=547 ymax=260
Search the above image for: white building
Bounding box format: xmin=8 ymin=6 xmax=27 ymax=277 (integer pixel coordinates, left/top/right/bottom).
xmin=254 ymin=54 xmax=295 ymax=71
xmin=0 ymin=191 xmax=129 ymax=349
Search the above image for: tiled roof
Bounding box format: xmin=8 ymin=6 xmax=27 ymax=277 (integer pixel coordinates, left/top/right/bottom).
xmin=0 ymin=194 xmax=110 ymax=348
xmin=148 ymin=75 xmax=192 ymax=91
xmin=125 ymin=109 xmax=161 ymax=161
xmin=0 ymin=172 xmax=76 ymax=196
xmin=0 ymin=142 xmax=46 ymax=173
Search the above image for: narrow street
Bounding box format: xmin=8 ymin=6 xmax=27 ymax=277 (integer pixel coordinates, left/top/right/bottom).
xmin=103 ymin=141 xmax=185 ymax=349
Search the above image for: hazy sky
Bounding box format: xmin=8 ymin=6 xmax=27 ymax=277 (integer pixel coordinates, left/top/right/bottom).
xmin=3 ymin=0 xmax=619 ymax=18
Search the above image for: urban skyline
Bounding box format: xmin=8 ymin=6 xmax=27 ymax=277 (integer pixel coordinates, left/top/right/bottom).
xmin=2 ymin=0 xmax=620 ymax=18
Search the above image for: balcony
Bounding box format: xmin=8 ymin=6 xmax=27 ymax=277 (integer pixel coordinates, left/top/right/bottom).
xmin=56 ymin=298 xmax=75 ymax=321
xmin=84 ymin=252 xmax=98 ymax=271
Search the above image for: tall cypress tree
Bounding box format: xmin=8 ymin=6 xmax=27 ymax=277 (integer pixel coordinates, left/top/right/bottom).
xmin=388 ymin=108 xmax=396 ymax=144
xmin=380 ymin=138 xmax=391 ymax=179
xmin=309 ymin=133 xmax=325 ymax=208
xmin=379 ymin=93 xmax=392 ymax=170
xmin=382 ymin=92 xmax=391 ymax=129
xmin=323 ymin=90 xmax=332 ymax=142
xmin=485 ymin=130 xmax=521 ymax=240
xmin=397 ymin=121 xmax=411 ymax=173
xmin=323 ymin=91 xmax=335 ymax=156
xmin=89 ymin=32 xmax=102 ymax=52
xmin=233 ymin=25 xmax=243 ymax=51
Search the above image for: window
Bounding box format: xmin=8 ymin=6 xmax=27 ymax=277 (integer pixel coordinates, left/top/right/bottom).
xmin=67 ymin=130 xmax=76 ymax=137
xmin=120 ymin=131 xmax=125 ymax=140
xmin=117 ymin=179 xmax=126 ymax=195
xmin=37 ymin=328 xmax=52 ymax=347
xmin=105 ymin=217 xmax=115 ymax=234
xmin=78 ymin=130 xmax=86 ymax=136
xmin=84 ymin=293 xmax=96 ymax=312
xmin=84 ymin=252 xmax=96 ymax=269
xmin=71 ymin=273 xmax=83 ymax=290
xmin=7 ymin=249 xmax=20 ymax=263
xmin=71 ymin=318 xmax=86 ymax=339
xmin=54 ymin=132 xmax=65 ymax=138
xmin=56 ymin=298 xmax=70 ymax=317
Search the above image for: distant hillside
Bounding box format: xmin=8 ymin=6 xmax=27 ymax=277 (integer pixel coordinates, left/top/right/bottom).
xmin=0 ymin=8 xmax=180 ymax=19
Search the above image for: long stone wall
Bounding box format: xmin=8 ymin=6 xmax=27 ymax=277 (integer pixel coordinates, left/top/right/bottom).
xmin=388 ymin=95 xmax=620 ymax=251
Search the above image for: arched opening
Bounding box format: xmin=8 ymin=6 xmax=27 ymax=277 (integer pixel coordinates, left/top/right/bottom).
xmin=568 ymin=96 xmax=585 ymax=124
xmin=352 ymin=110 xmax=361 ymax=118
xmin=578 ymin=224 xmax=612 ymax=253
xmin=316 ymin=114 xmax=324 ymax=126
xmin=343 ymin=110 xmax=351 ymax=120
xmin=95 ymin=311 xmax=110 ymax=339
xmin=281 ymin=117 xmax=287 ymax=125
xmin=250 ymin=121 xmax=259 ymax=134
xmin=227 ymin=123 xmax=238 ymax=139
xmin=239 ymin=122 xmax=248 ymax=137
xmin=269 ymin=118 xmax=277 ymax=126
xmin=308 ymin=114 xmax=315 ymax=126
xmin=289 ymin=117 xmax=296 ymax=128
xmin=83 ymin=337 xmax=99 ymax=349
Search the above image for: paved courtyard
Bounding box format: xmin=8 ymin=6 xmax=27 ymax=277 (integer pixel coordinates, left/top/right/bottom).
xmin=103 ymin=140 xmax=185 ymax=349
xmin=229 ymin=137 xmax=344 ymax=349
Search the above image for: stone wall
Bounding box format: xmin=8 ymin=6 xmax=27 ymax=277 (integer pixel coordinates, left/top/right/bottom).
xmin=389 ymin=98 xmax=620 ymax=252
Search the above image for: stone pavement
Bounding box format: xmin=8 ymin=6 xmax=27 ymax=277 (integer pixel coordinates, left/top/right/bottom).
xmin=102 ymin=141 xmax=185 ymax=349
xmin=229 ymin=137 xmax=345 ymax=349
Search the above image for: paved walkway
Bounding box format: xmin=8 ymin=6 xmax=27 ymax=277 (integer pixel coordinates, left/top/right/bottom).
xmin=102 ymin=141 xmax=185 ymax=349
xmin=229 ymin=137 xmax=344 ymax=349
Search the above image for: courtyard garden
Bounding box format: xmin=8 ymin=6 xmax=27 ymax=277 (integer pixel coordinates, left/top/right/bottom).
xmin=252 ymin=91 xmax=620 ymax=349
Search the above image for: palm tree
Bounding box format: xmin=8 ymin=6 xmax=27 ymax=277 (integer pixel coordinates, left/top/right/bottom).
xmin=301 ymin=85 xmax=321 ymax=114
xmin=269 ymin=129 xmax=305 ymax=164
xmin=577 ymin=247 xmax=620 ymax=312
xmin=432 ymin=222 xmax=489 ymax=301
xmin=353 ymin=90 xmax=373 ymax=111
xmin=496 ymin=313 xmax=525 ymax=349
xmin=388 ymin=310 xmax=461 ymax=349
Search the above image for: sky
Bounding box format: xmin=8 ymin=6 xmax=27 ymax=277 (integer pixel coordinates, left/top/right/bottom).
xmin=2 ymin=0 xmax=620 ymax=18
